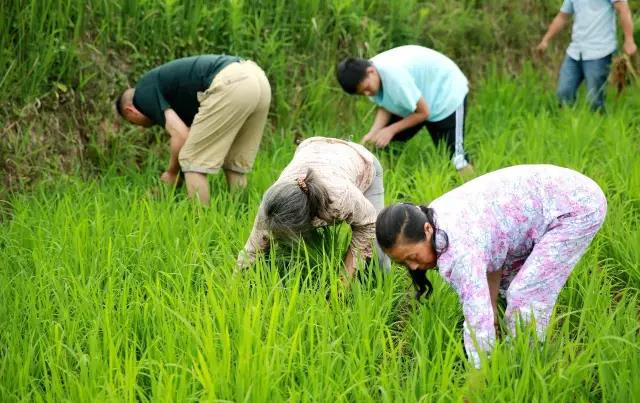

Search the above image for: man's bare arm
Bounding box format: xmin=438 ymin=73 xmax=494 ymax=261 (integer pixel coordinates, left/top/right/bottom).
xmin=385 ymin=97 xmax=429 ymax=134
xmin=615 ymin=1 xmax=637 ymax=56
xmin=536 ymin=12 xmax=572 ymax=54
xmin=164 ymin=109 xmax=190 ymax=176
xmin=370 ymin=97 xmax=429 ymax=148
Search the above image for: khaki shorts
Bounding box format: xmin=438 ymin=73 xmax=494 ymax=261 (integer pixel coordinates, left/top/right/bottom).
xmin=179 ymin=60 xmax=271 ymax=174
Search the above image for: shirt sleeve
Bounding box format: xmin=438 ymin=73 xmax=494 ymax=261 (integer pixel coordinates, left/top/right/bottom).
xmin=237 ymin=205 xmax=271 ymax=269
xmin=448 ymin=251 xmax=496 ymax=368
xmin=149 ymin=86 xmax=170 ymax=127
xmin=133 ymin=72 xmax=171 ymax=127
xmin=332 ymin=182 xmax=378 ymax=260
xmin=560 ymin=0 xmax=574 ymax=13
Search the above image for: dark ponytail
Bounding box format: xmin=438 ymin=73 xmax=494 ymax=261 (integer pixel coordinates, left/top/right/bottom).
xmin=263 ymin=168 xmax=332 ymax=240
xmin=375 ymin=203 xmax=449 ymax=300
xmin=408 ymin=268 xmax=433 ymax=300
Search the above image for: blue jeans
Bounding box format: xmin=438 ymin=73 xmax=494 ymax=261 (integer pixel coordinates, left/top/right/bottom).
xmin=556 ymin=53 xmax=612 ymax=111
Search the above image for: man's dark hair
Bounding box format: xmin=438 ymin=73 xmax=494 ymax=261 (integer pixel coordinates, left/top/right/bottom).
xmin=336 ymin=57 xmax=372 ymax=94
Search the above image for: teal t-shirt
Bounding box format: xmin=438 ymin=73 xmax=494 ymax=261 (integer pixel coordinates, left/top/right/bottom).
xmin=133 ymin=54 xmax=241 ymax=127
xmin=369 ymin=45 xmax=468 ymax=122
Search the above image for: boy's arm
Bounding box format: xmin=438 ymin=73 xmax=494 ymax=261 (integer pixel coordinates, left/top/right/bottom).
xmin=162 ymin=109 xmax=190 ymax=184
xmin=362 ymin=107 xmax=391 ymax=143
xmin=615 ymin=1 xmax=637 ymax=56
xmin=536 ymin=12 xmax=571 ymax=55
xmin=371 ymin=97 xmax=429 ymax=148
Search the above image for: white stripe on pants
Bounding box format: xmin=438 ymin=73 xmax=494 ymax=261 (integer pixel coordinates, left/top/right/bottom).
xmin=451 ymin=101 xmax=469 ymax=170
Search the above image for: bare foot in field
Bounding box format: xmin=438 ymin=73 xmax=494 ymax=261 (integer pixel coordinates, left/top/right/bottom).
xmin=458 ymin=164 xmax=475 ymax=180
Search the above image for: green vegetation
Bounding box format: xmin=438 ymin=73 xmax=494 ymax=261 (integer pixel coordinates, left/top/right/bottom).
xmin=1 ymin=0 xmax=577 ymax=194
xmin=2 ymin=65 xmax=640 ymax=399
xmin=1 ymin=1 xmax=640 ymax=401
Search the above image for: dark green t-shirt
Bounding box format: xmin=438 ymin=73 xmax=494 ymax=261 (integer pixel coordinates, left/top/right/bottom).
xmin=133 ymin=55 xmax=241 ymax=127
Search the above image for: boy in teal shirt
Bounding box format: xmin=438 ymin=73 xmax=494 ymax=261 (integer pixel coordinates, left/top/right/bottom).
xmin=337 ymin=45 xmax=472 ymax=174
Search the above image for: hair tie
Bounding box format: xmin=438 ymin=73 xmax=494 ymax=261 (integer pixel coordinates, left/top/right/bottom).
xmin=296 ymin=177 xmax=308 ymax=194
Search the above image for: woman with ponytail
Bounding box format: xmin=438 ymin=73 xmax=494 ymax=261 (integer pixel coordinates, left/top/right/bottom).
xmin=237 ymin=137 xmax=391 ymax=276
xmin=376 ymin=165 xmax=607 ymax=368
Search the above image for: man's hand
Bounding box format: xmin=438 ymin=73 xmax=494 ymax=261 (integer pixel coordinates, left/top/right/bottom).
xmin=160 ymin=170 xmax=181 ymax=186
xmin=374 ymin=127 xmax=395 ymax=148
xmin=362 ymin=130 xmax=378 ymax=145
xmin=535 ymin=40 xmax=549 ymax=57
xmin=458 ymin=164 xmax=475 ymax=180
xmin=624 ymin=40 xmax=637 ymax=56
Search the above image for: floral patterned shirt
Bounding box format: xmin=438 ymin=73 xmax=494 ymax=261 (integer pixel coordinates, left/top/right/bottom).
xmin=429 ymin=164 xmax=605 ymax=367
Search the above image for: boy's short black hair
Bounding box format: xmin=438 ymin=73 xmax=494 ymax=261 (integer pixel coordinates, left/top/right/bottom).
xmin=336 ymin=57 xmax=372 ymax=94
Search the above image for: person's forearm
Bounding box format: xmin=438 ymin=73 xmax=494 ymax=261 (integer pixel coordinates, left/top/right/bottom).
xmin=238 ymin=213 xmax=271 ymax=269
xmin=369 ymin=108 xmax=391 ymax=133
xmin=542 ymin=13 xmax=569 ymax=43
xmin=386 ymin=111 xmax=427 ymax=136
xmin=163 ymin=108 xmax=190 ymax=174
xmin=343 ymin=246 xmax=357 ymax=277
xmin=616 ymin=2 xmax=635 ymax=43
xmin=164 ymin=123 xmax=189 ymax=174
xmin=167 ymin=133 xmax=187 ymax=174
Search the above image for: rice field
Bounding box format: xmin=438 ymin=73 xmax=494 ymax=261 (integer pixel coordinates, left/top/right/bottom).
xmin=2 ymin=0 xmax=640 ymax=400
xmin=1 ymin=63 xmax=639 ymax=401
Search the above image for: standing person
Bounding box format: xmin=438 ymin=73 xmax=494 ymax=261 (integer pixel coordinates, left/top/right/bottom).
xmin=116 ymin=55 xmax=271 ymax=204
xmin=336 ymin=45 xmax=472 ymax=176
xmin=536 ymin=0 xmax=637 ymax=111
xmin=237 ymin=137 xmax=391 ymax=276
xmin=375 ymin=165 xmax=607 ymax=368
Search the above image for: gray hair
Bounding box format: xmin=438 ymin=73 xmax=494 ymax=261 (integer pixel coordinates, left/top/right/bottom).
xmin=263 ymin=169 xmax=331 ymax=240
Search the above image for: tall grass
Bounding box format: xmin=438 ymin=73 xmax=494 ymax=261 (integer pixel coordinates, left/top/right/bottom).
xmin=1 ymin=64 xmax=639 ymax=400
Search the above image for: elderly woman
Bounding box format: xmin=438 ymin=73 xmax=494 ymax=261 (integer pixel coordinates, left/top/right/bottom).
xmin=237 ymin=136 xmax=390 ymax=275
xmin=375 ymin=164 xmax=607 ymax=367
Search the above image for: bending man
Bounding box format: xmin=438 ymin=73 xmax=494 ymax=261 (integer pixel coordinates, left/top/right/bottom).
xmin=116 ymin=54 xmax=271 ymax=204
